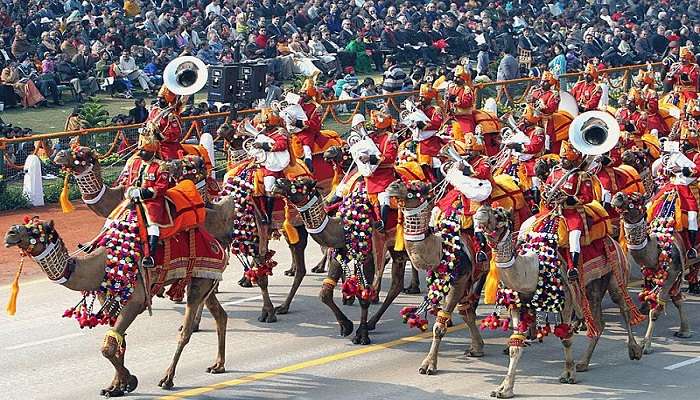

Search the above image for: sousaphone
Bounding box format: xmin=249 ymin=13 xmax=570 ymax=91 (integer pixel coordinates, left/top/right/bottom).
xmin=163 ymin=56 xmax=209 ymax=96
xmin=568 ymin=110 xmax=620 ymax=155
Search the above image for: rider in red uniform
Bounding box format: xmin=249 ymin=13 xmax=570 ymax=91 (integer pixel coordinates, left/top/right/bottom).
xmin=294 ymin=79 xmax=324 ymax=171
xmin=665 ymin=46 xmax=700 ymax=108
xmin=362 ymin=111 xmax=398 ymax=232
xmin=413 ymin=83 xmax=446 ymax=181
xmin=119 ymin=131 xmax=171 ymax=268
xmin=148 ymin=85 xmax=185 ymax=161
xmin=634 ymin=69 xmax=669 ymax=136
xmin=446 ymin=66 xmax=476 ymax=139
xmin=571 ymin=63 xmax=603 ymax=113
xmin=253 ymin=109 xmax=291 ymax=225
xmin=521 ymin=71 xmax=561 ymax=152
xmin=545 ymin=141 xmax=596 ymax=280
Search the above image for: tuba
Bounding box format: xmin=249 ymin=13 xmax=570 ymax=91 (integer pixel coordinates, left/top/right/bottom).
xmin=163 ymin=56 xmax=208 ymax=96
xmin=544 ymin=111 xmax=620 ymax=202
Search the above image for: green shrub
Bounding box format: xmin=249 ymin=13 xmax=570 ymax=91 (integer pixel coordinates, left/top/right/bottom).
xmin=0 ymin=185 xmax=31 ymax=211
xmin=42 ymin=175 xmax=82 ymax=204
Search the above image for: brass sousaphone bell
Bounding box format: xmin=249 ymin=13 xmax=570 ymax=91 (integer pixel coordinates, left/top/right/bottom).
xmin=163 ymin=56 xmax=209 ymax=96
xmin=568 ymin=110 xmax=620 ymax=155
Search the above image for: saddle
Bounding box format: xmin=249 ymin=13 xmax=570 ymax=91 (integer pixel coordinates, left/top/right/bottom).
xmin=290 ymin=129 xmax=343 ymax=159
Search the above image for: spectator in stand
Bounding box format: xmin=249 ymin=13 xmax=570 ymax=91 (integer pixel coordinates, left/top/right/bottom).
xmin=116 ymin=48 xmax=154 ymax=94
xmin=1 ymin=62 xmax=45 ymax=108
xmin=197 ymin=42 xmax=218 ymax=65
xmin=129 ymin=98 xmax=149 ymax=124
xmin=382 ymin=56 xmax=407 ymax=94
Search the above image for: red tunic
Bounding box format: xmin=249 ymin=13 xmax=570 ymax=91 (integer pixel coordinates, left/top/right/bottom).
xmin=148 ymin=107 xmax=184 ymax=161
xmin=500 ymin=125 xmax=545 ymax=177
xmin=447 ymin=84 xmax=476 ymax=134
xmin=419 ymin=104 xmax=444 ymax=132
xmin=616 ymin=108 xmax=648 ymax=148
xmin=417 ymin=135 xmax=445 ymax=158
xmin=529 ymin=88 xmax=560 ymax=149
xmin=119 ymin=157 xmax=171 ymax=226
xmin=668 ymin=63 xmax=700 ymax=103
xmin=570 ymin=81 xmax=602 ymax=111
xmin=365 ymin=132 xmax=398 ymax=194
xmin=641 ymin=89 xmax=669 ymax=135
xmin=468 ymin=155 xmax=492 ymax=181
xmin=655 ymin=150 xmax=700 ymax=211
xmin=545 ymin=167 xmax=594 ymax=231
xmin=295 ymin=102 xmax=326 ymax=148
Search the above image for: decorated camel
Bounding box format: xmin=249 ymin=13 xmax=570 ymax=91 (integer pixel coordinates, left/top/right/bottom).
xmin=612 ymin=191 xmax=695 ymax=353
xmin=272 ymin=175 xmax=410 ymax=344
xmin=5 ymin=213 xmax=228 ymax=396
xmin=473 ymin=205 xmax=644 ymax=398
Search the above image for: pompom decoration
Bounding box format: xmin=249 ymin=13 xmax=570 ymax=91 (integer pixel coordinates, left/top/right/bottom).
xmin=401 ymin=203 xmax=463 ymax=331
xmin=218 ymin=168 xmax=277 ymax=284
xmin=63 ymin=209 xmax=141 ymax=328
xmin=335 ymin=184 xmax=375 ymax=300
xmin=639 ymin=199 xmax=677 ymax=311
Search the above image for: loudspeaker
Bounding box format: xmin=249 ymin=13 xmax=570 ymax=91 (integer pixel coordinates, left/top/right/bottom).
xmin=207 ymin=63 xmax=267 ymax=105
xmin=206 ymin=65 xmax=238 ymax=103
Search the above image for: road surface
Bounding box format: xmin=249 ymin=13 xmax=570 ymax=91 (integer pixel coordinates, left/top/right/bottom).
xmin=1 ymin=240 xmax=699 ymax=400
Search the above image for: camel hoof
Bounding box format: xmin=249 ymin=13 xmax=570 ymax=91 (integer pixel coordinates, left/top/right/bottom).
xmin=559 ymin=372 xmax=576 ymax=384
xmin=311 ymin=265 xmax=326 ymax=273
xmin=206 ymin=364 xmax=226 ymax=374
xmin=158 ymin=376 xmax=175 ymax=390
xmin=125 ymin=375 xmax=138 ymax=393
xmin=238 ymin=277 xmax=253 ymax=288
xmin=575 ymin=363 xmax=589 ymax=372
xmin=465 ymin=348 xmax=485 ymax=357
xmin=339 ymin=318 xmax=354 ymax=337
xmin=275 ymin=304 xmax=290 ymax=315
xmin=102 ymin=388 xmax=124 ymax=398
xmin=284 ymin=268 xmax=295 ymax=276
xmin=502 ymin=346 xmax=510 ymax=356
xmin=628 ymin=343 xmax=643 ymax=360
xmin=490 ymin=389 xmax=514 ymax=398
xmin=674 ymin=331 xmax=693 ymax=338
xmin=351 ymin=326 xmax=371 ymax=345
xmin=418 ymin=365 xmax=436 ymax=375
xmin=403 ymin=286 xmax=421 ymax=295
xmin=642 ymin=342 xmax=654 ymax=354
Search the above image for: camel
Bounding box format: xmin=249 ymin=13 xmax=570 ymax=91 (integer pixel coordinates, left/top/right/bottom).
xmin=473 ymin=205 xmax=643 ymax=399
xmin=612 ymin=191 xmax=694 ymax=353
xmin=4 ymin=217 xmax=227 ymax=396
xmin=384 ymin=179 xmax=487 ymax=375
xmin=271 ymin=176 xmax=410 ymax=345
xmin=53 ymin=143 xmax=311 ymax=322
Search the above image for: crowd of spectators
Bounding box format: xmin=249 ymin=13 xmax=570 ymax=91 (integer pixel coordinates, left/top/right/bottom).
xmin=0 ymin=0 xmax=697 ymax=111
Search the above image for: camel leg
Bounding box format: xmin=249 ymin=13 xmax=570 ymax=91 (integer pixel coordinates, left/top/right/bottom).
xmin=419 ymin=271 xmax=469 ymax=375
xmin=491 ymin=309 xmax=523 ymax=399
xmin=672 ymin=294 xmax=693 ymax=338
xmin=283 ymin=227 xmax=307 ymax=277
xmin=643 ymin=263 xmax=683 ymax=353
xmin=277 ymin=230 xmax=309 ymax=314
xmin=353 ymin=259 xmax=377 ymax=345
xmin=463 ymin=305 xmax=485 ymax=357
xmin=404 ymin=262 xmax=421 ymax=294
xmin=159 ymin=278 xmax=216 ymax=390
xmin=204 ymin=290 xmax=227 ymax=374
xmin=256 ymin=274 xmax=277 ymax=323
xmin=604 ymin=275 xmax=643 ymax=366
xmin=99 ymin=283 xmax=146 ymax=397
xmin=367 ymin=250 xmax=408 ymax=330
xmin=312 ymin=247 xmax=328 ymax=273
xmin=320 ymin=258 xmax=354 ymax=336
xmin=559 ymin=290 xmax=577 ymax=384
xmin=575 ymin=279 xmax=607 ymax=372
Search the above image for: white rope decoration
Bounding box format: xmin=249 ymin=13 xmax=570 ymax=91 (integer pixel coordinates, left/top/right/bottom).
xmin=624 ymin=219 xmax=649 ymax=250
xmin=74 ymin=164 xmax=105 ymax=198
xmin=401 ymin=201 xmax=433 ymax=241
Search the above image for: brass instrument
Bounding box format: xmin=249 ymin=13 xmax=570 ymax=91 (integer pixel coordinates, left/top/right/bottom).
xmin=163 ymin=56 xmax=208 ymax=96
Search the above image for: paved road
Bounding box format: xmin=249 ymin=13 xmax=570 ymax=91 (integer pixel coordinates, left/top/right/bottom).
xmin=1 ymin=240 xmax=699 ymax=400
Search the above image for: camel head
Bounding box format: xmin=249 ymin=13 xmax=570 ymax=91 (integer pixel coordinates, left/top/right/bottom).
xmin=4 ymin=216 xmax=57 ymax=257
xmin=621 ymin=148 xmax=650 ymax=171
xmin=611 ymin=191 xmax=647 ymax=224
xmin=473 ymin=204 xmax=513 ymax=246
xmin=534 ymin=157 xmax=559 ymax=182
xmin=216 ymin=122 xmax=247 ymax=149
xmin=168 ymin=155 xmax=207 ymax=184
xmin=271 ymin=176 xmax=318 ymax=206
xmin=323 ymin=145 xmax=352 ymax=169
xmin=53 ymin=145 xmax=98 ymax=176
xmin=386 ymin=179 xmax=431 ymax=209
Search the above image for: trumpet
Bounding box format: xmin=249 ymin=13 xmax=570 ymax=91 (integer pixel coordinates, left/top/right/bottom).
xmin=439 ymin=141 xmax=473 ymax=177
xmin=488 ymin=113 xmax=522 ymax=171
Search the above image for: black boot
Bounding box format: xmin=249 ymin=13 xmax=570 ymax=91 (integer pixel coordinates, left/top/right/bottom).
xmin=530 ymin=187 xmax=541 ymax=213
xmin=475 ymin=231 xmax=489 ymax=263
xmin=688 ymin=230 xmax=698 ymax=259
xmin=304 ymin=157 xmax=314 ymax=173
xmin=568 ymin=252 xmax=580 ymax=282
xmin=143 ymin=235 xmax=159 ymax=268
xmin=262 ymin=196 xmax=275 ymax=225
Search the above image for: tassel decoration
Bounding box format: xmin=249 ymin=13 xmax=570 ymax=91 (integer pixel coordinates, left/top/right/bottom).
xmin=60 ymin=174 xmax=75 ymax=213
xmin=283 ymin=201 xmax=300 ymax=244
xmin=6 ymin=256 xmax=24 ymax=316
xmin=484 ymin=258 xmax=500 ymax=304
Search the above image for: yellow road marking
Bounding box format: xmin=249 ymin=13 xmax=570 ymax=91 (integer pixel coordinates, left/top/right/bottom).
xmin=160 ymin=323 xmax=466 ymax=399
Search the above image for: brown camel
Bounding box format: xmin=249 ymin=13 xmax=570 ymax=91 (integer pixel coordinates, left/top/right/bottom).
xmin=271 ymin=176 xmax=411 ymax=344
xmin=612 ymin=191 xmax=694 ymax=353
xmin=384 ymin=179 xmax=487 ymax=374
xmin=4 ymin=219 xmax=227 ymax=396
xmin=473 ymin=205 xmax=643 ymax=399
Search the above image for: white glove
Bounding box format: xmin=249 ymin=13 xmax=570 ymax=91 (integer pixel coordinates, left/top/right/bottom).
xmin=127 ymin=187 xmax=142 ymax=201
